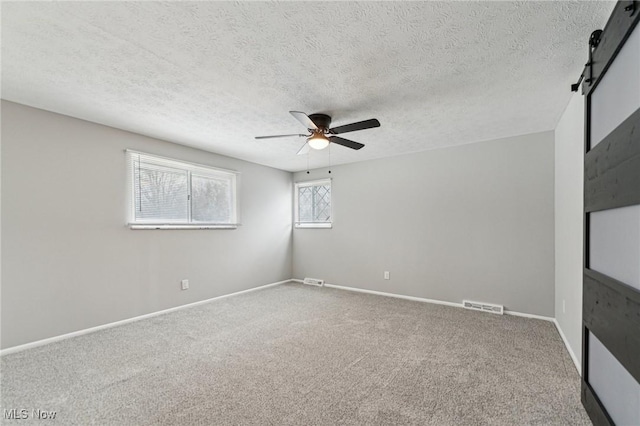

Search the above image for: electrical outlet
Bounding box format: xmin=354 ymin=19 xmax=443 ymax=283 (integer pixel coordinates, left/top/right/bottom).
xmin=384 ymin=271 xmax=390 ymax=280
xmin=562 ymin=299 xmax=566 ymax=314
xmin=181 ymin=279 xmax=189 ymax=290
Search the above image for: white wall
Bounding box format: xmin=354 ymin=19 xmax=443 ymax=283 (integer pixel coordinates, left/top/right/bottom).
xmin=553 ymin=92 xmax=584 ymax=371
xmin=293 ymin=131 xmax=556 ymax=317
xmin=0 ymin=99 xmax=577 ymax=351
xmin=1 ymin=101 xmax=293 ymax=349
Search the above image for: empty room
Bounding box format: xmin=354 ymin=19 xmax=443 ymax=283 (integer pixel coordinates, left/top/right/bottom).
xmin=1 ymin=1 xmax=639 ymax=425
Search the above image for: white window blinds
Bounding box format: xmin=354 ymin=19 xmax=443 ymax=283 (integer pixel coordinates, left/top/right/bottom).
xmin=126 ymin=151 xmax=239 ymax=229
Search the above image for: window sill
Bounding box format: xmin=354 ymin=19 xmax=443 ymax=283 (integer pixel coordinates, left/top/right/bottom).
xmin=295 ymin=223 xmax=332 ymax=229
xmin=129 ymin=224 xmax=239 ymax=230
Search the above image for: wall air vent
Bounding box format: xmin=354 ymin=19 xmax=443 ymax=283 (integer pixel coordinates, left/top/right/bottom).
xmin=463 ymin=300 xmax=504 ymax=315
xmin=303 ymin=277 xmax=324 ymax=287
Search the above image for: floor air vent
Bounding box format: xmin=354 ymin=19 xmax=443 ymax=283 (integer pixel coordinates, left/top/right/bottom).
xmin=303 ymin=277 xmax=324 ymax=287
xmin=463 ymin=300 xmax=504 ymax=315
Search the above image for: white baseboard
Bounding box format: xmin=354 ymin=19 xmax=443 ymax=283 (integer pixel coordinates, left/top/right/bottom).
xmin=0 ymin=279 xmax=290 ymax=357
xmin=554 ymin=319 xmax=581 ymax=374
xmin=503 ymin=310 xmax=554 ymax=322
xmin=297 ymin=280 xmax=555 ymax=322
xmin=322 ymin=282 xmax=464 ymax=308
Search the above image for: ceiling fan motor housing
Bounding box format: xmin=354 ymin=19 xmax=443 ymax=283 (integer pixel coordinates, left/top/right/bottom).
xmin=308 ymin=113 xmax=332 ymax=131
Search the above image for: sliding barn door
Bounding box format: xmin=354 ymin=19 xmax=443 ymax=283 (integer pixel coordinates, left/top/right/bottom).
xmin=582 ymin=1 xmax=640 ymax=425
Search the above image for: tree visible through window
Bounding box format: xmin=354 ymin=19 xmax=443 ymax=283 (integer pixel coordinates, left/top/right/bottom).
xmin=295 ymin=179 xmax=331 ymax=228
xmin=191 ymin=174 xmax=232 ymax=223
xmin=134 ymin=164 xmax=188 ymax=221
xmin=127 ymin=151 xmax=238 ymax=228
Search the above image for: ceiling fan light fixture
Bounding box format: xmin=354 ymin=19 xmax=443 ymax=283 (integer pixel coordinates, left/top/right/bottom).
xmin=307 ymin=133 xmax=329 ymax=150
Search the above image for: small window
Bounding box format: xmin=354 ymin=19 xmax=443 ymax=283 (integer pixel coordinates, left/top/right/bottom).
xmin=295 ymin=179 xmax=332 ymax=228
xmin=126 ymin=151 xmax=239 ymax=229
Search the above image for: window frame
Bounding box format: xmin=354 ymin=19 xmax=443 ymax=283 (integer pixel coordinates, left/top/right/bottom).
xmin=294 ymin=178 xmax=332 ymax=229
xmin=126 ymin=150 xmax=240 ymax=230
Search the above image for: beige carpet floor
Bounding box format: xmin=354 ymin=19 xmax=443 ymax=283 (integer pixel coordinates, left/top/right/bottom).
xmin=1 ymin=282 xmax=589 ymax=425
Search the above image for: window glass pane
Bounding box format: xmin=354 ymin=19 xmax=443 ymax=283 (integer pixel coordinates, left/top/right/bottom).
xmin=298 ymin=186 xmax=313 ymax=222
xmin=589 ymin=205 xmax=640 ymax=290
xmin=192 ymin=174 xmax=232 ymax=223
xmin=590 ymin=26 xmax=640 ymax=148
xmin=134 ymin=161 xmax=188 ymax=222
xmin=313 ymin=185 xmax=331 ymax=221
xmin=588 ymin=331 xmax=640 ymax=425
xmin=297 ymin=182 xmax=331 ymax=224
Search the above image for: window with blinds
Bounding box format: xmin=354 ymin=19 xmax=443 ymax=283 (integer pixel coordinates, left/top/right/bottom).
xmin=126 ymin=151 xmax=239 ymax=229
xmin=294 ymin=179 xmax=332 ymax=228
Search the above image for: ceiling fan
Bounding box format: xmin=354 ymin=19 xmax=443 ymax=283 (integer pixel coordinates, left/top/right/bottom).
xmin=255 ymin=111 xmax=380 ymax=155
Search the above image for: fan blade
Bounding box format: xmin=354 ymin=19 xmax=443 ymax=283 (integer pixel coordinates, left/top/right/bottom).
xmin=255 ymin=134 xmax=306 ymax=139
xmin=329 ymin=136 xmax=365 ymax=150
xmin=330 ymin=118 xmax=380 ymax=134
xmin=290 ymin=111 xmax=318 ymax=130
xmin=296 ymin=142 xmax=310 ymax=155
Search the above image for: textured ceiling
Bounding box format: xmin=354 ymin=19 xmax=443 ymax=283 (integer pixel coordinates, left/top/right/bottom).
xmin=2 ymin=1 xmax=614 ymax=172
